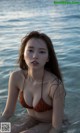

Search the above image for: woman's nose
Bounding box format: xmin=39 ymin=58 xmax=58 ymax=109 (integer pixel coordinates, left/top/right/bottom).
xmin=33 ymin=52 xmax=38 ymax=59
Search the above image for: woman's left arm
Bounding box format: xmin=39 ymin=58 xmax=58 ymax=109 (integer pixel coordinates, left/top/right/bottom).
xmin=49 ymin=81 xmax=65 ymax=133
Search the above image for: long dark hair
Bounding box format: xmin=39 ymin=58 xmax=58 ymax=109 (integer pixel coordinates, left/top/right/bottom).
xmin=18 ymin=31 xmax=63 ymax=82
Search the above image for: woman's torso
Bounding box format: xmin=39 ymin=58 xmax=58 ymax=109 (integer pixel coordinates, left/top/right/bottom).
xmin=16 ymin=69 xmax=58 ymax=122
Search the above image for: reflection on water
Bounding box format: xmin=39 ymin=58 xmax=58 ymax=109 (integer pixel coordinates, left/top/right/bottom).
xmin=0 ymin=0 xmax=80 ymax=132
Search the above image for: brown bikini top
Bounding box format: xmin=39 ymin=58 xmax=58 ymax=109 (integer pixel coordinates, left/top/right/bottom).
xmin=19 ymin=70 xmax=52 ymax=112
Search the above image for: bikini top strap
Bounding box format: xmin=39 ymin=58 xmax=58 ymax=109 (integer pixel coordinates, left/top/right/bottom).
xmin=41 ymin=70 xmax=45 ymax=98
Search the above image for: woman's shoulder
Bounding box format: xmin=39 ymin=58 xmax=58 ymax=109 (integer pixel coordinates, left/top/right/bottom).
xmin=46 ymin=71 xmax=65 ymax=98
xmin=45 ymin=70 xmax=60 ymax=84
xmin=46 ymin=70 xmax=64 ymax=89
xmin=9 ymin=69 xmax=27 ymax=90
xmin=10 ymin=69 xmax=22 ymax=77
xmin=9 ymin=69 xmax=26 ymax=81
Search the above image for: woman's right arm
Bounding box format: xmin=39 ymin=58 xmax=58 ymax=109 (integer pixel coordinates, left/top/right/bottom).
xmin=0 ymin=71 xmax=20 ymax=122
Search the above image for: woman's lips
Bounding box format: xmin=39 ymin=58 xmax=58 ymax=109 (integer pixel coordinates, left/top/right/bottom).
xmin=31 ymin=61 xmax=39 ymax=65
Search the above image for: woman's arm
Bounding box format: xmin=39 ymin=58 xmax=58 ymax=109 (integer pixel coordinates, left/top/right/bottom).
xmin=49 ymin=81 xmax=65 ymax=133
xmin=0 ymin=71 xmax=19 ymax=122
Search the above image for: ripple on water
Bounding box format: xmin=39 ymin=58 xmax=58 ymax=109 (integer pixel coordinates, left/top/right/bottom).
xmin=0 ymin=1 xmax=80 ymax=132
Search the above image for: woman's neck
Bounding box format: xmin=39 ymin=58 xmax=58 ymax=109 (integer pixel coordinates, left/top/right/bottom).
xmin=27 ymin=68 xmax=45 ymax=82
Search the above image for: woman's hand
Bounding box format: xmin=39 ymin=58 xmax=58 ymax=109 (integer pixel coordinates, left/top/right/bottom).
xmin=0 ymin=115 xmax=7 ymax=122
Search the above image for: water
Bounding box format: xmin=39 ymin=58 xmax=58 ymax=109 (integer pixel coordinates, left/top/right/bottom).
xmin=0 ymin=0 xmax=80 ymax=132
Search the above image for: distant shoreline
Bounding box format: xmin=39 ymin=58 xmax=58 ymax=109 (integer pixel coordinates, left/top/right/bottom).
xmin=54 ymin=1 xmax=80 ymax=4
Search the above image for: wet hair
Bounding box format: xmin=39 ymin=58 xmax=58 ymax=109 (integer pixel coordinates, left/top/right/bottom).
xmin=18 ymin=31 xmax=63 ymax=81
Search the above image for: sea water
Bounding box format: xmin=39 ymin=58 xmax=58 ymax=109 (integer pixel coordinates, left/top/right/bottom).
xmin=0 ymin=0 xmax=80 ymax=132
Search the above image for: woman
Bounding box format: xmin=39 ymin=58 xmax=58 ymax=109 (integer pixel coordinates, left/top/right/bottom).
xmin=0 ymin=31 xmax=66 ymax=133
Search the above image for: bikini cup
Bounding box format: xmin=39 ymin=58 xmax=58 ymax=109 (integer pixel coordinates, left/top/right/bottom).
xmin=19 ymin=91 xmax=52 ymax=112
xmin=19 ymin=70 xmax=52 ymax=112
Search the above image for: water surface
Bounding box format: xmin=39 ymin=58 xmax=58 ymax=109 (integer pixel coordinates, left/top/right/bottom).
xmin=0 ymin=0 xmax=80 ymax=132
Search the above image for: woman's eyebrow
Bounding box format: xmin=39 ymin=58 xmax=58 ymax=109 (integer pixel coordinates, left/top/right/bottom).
xmin=28 ymin=46 xmax=46 ymax=50
xmin=28 ymin=46 xmax=34 ymax=49
xmin=39 ymin=48 xmax=47 ymax=50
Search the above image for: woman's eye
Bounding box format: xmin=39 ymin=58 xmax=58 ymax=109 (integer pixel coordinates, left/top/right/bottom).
xmin=39 ymin=51 xmax=46 ymax=54
xmin=28 ymin=49 xmax=33 ymax=52
xmin=27 ymin=50 xmax=46 ymax=54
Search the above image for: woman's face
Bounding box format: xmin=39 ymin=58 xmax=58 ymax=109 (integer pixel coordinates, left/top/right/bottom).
xmin=24 ymin=38 xmax=49 ymax=70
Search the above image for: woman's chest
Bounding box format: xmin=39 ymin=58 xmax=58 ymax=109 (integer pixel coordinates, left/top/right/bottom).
xmin=23 ymin=81 xmax=52 ymax=107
